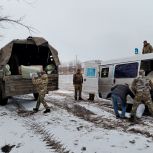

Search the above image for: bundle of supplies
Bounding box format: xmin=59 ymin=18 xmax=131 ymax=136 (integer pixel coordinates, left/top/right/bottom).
xmin=21 ymin=65 xmax=43 ymax=79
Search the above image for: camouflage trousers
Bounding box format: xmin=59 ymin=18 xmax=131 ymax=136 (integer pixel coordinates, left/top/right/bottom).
xmin=74 ymin=84 xmax=82 ymax=99
xmin=131 ymin=92 xmax=153 ymax=117
xmin=36 ymin=92 xmax=49 ymax=110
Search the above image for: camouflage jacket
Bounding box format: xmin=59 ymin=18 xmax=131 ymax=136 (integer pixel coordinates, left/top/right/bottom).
xmin=131 ymin=76 xmax=153 ymax=94
xmin=32 ymin=74 xmax=48 ymax=94
xmin=142 ymin=43 xmax=153 ymax=54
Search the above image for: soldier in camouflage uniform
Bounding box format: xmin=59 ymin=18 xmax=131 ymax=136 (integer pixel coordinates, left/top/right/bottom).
xmin=142 ymin=40 xmax=153 ymax=54
xmin=130 ymin=70 xmax=153 ymax=121
xmin=32 ymin=71 xmax=50 ymax=113
xmin=73 ymin=69 xmax=83 ymax=100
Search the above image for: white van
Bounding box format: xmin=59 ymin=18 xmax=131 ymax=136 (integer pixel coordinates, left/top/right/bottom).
xmin=99 ymin=53 xmax=153 ymax=100
xmin=83 ymin=53 xmax=153 ymax=103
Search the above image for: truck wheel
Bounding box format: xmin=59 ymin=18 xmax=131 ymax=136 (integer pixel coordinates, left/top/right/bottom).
xmin=0 ymin=91 xmax=8 ymax=106
xmin=1 ymin=98 xmax=8 ymax=106
xmin=33 ymin=93 xmax=39 ymax=100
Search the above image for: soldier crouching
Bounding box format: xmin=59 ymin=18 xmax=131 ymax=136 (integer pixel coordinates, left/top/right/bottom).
xmin=32 ymin=71 xmax=50 ymax=113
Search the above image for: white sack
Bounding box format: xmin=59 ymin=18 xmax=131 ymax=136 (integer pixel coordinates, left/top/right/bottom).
xmin=21 ymin=65 xmax=43 ymax=79
xmin=136 ymin=103 xmax=145 ymax=118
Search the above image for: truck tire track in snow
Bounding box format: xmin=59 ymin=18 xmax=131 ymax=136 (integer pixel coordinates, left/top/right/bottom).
xmin=13 ymin=93 xmax=153 ymax=146
xmin=46 ymin=93 xmax=153 ymax=140
xmin=12 ymin=98 xmax=72 ymax=153
xmin=25 ymin=121 xmax=71 ymax=153
xmin=46 ymin=98 xmax=129 ymax=129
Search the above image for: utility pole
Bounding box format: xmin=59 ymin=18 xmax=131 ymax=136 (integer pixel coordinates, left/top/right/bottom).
xmin=75 ymin=55 xmax=78 ymax=71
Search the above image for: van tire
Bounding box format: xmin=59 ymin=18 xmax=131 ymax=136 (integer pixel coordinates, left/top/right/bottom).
xmin=33 ymin=93 xmax=39 ymax=100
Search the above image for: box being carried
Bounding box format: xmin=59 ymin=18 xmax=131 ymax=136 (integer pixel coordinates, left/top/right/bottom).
xmin=21 ymin=65 xmax=43 ymax=79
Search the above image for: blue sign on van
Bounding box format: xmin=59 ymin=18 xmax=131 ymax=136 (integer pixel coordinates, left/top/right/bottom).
xmin=86 ymin=68 xmax=96 ymax=77
xmin=135 ymin=48 xmax=139 ymax=54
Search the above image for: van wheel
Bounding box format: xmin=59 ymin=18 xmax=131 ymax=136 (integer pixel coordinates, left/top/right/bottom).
xmin=33 ymin=93 xmax=39 ymax=100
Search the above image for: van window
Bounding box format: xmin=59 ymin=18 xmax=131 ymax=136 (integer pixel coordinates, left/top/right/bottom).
xmin=101 ymin=68 xmax=109 ymax=78
xmin=86 ymin=68 xmax=96 ymax=77
xmin=115 ymin=62 xmax=138 ymax=78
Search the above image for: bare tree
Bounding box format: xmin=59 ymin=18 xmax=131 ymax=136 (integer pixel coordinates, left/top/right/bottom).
xmin=0 ymin=16 xmax=35 ymax=34
xmin=0 ymin=1 xmax=36 ymax=35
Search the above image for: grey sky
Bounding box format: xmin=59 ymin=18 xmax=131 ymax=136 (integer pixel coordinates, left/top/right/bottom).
xmin=1 ymin=0 xmax=153 ymax=63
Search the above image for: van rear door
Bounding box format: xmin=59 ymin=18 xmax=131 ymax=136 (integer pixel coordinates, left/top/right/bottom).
xmin=83 ymin=63 xmax=99 ymax=95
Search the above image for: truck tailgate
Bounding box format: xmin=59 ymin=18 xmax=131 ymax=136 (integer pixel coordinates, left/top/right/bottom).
xmin=4 ymin=74 xmax=58 ymax=97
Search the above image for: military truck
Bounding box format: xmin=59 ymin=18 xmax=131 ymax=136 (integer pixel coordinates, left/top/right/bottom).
xmin=0 ymin=37 xmax=60 ymax=105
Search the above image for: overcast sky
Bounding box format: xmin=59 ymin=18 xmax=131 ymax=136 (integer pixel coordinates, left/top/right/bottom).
xmin=1 ymin=0 xmax=153 ymax=63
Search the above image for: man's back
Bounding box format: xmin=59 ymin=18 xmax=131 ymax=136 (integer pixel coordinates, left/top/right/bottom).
xmin=111 ymin=84 xmax=134 ymax=101
xmin=73 ymin=73 xmax=83 ymax=85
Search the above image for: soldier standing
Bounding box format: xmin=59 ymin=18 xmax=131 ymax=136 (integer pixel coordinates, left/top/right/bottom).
xmin=129 ymin=70 xmax=153 ymax=121
xmin=73 ymin=68 xmax=83 ymax=100
xmin=32 ymin=71 xmax=50 ymax=113
xmin=142 ymin=40 xmax=153 ymax=54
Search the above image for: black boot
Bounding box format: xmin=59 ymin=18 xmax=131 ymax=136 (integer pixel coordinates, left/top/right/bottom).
xmin=75 ymin=97 xmax=77 ymax=100
xmin=43 ymin=108 xmax=50 ymax=113
xmin=89 ymin=94 xmax=95 ymax=101
xmin=79 ymin=97 xmax=83 ymax=100
xmin=116 ymin=114 xmax=121 ymax=119
xmin=33 ymin=108 xmax=38 ymax=112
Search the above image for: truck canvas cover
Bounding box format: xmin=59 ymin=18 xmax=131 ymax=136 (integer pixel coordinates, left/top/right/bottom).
xmin=0 ymin=37 xmax=60 ymax=70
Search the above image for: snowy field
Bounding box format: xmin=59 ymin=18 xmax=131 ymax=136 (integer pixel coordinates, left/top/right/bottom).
xmin=0 ymin=75 xmax=153 ymax=153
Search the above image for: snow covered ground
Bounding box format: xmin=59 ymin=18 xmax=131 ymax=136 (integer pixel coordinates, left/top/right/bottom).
xmin=0 ymin=75 xmax=153 ymax=153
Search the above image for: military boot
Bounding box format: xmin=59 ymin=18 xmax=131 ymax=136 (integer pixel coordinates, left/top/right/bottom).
xmin=43 ymin=108 xmax=50 ymax=113
xmin=79 ymin=97 xmax=83 ymax=100
xmin=33 ymin=108 xmax=38 ymax=112
xmin=116 ymin=114 xmax=121 ymax=119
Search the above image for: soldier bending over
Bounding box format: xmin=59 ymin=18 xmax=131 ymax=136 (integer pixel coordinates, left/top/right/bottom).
xmin=129 ymin=70 xmax=153 ymax=121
